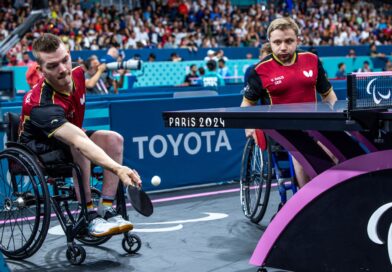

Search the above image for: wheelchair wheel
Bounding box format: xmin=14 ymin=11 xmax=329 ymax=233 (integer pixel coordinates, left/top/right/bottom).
xmin=66 ymin=244 xmax=86 ymax=265
xmin=240 ymin=137 xmax=272 ymax=223
xmin=0 ymin=148 xmax=51 ymax=259
xmin=122 ymin=233 xmax=141 ymax=254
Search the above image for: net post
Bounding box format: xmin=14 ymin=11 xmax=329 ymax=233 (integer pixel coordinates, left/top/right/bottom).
xmin=346 ymin=73 xmax=356 ymax=113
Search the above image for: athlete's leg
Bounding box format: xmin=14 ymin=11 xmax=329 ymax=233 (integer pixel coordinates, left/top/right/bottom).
xmin=70 ymin=147 xmax=92 ymax=204
xmin=291 ymin=156 xmax=309 ymax=188
xmin=89 ymin=130 xmax=123 ymax=197
xmin=89 ymin=130 xmax=132 ymax=231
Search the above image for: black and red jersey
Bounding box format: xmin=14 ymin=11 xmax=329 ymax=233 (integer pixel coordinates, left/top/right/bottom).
xmin=243 ymin=50 xmax=332 ymax=105
xmin=19 ymin=66 xmax=86 ymax=145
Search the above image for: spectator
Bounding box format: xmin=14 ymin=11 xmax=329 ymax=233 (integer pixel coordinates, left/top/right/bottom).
xmin=148 ymin=53 xmax=156 ymax=62
xmin=198 ymin=67 xmax=205 ymax=77
xmin=18 ymin=51 xmax=34 ymax=66
xmin=346 ymin=49 xmax=356 ymax=58
xmin=335 ymin=63 xmax=346 ymax=78
xmin=259 ymin=43 xmax=272 ymax=60
xmin=170 ymin=52 xmax=182 ymax=62
xmin=357 ymin=61 xmax=372 ymax=72
xmin=246 ymin=53 xmax=253 ymax=59
xmin=384 ymin=60 xmax=392 ymax=71
xmin=85 ymin=55 xmax=109 ymax=95
xmin=182 ymin=64 xmax=199 ymax=86
xmin=100 ymin=45 xmax=120 ymax=63
xmin=204 ymin=50 xmax=218 ymax=62
xmin=84 ymin=55 xmax=125 ymax=95
xmin=163 ymin=35 xmax=177 ymax=49
xmin=218 ymin=59 xmax=231 ymax=79
xmin=202 ymin=60 xmax=225 ymax=88
xmin=100 ymin=46 xmax=126 ymax=94
xmin=7 ymin=53 xmax=18 ymax=66
xmin=133 ymin=54 xmax=141 ymax=61
xmin=125 ymin=32 xmax=137 ymax=49
xmin=216 ymin=49 xmax=229 ymax=62
xmin=369 ymin=43 xmax=386 ymax=58
xmin=25 ymin=61 xmax=42 ymax=89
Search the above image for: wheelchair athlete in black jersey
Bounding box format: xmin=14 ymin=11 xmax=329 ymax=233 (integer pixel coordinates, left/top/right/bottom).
xmin=0 ymin=33 xmax=142 ymax=265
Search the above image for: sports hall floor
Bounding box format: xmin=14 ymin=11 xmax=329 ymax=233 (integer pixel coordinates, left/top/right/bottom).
xmin=6 ymin=182 xmax=288 ymax=272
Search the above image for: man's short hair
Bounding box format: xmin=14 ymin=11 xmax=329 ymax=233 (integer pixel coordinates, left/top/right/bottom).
xmin=266 ymin=17 xmax=300 ymax=40
xmin=206 ymin=60 xmax=216 ymax=71
xmin=84 ymin=55 xmax=98 ymax=70
xmin=32 ymin=33 xmax=63 ymax=65
xmin=259 ymin=43 xmax=272 ymax=58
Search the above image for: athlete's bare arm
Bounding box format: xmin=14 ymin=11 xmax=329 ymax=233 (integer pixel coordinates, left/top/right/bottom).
xmin=53 ymin=122 xmax=141 ymax=187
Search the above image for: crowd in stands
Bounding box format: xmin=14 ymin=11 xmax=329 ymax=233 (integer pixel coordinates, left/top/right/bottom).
xmin=1 ymin=0 xmax=392 ymax=61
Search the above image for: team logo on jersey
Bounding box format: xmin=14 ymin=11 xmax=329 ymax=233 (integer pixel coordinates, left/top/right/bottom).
xmin=80 ymin=94 xmax=85 ymax=105
xmin=25 ymin=92 xmax=32 ymax=103
xmin=303 ymin=70 xmax=313 ymax=78
xmin=51 ymin=119 xmax=59 ymax=125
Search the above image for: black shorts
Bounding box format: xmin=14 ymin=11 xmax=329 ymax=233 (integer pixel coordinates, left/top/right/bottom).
xmin=25 ymin=138 xmax=72 ymax=165
xmin=25 ymin=130 xmax=96 ymax=166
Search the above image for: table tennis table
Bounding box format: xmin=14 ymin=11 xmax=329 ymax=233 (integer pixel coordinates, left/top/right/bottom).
xmin=163 ymin=98 xmax=392 ymax=271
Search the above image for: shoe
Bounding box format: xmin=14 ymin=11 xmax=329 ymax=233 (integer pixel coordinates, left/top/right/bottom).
xmin=88 ymin=212 xmax=120 ymax=237
xmin=102 ymin=207 xmax=134 ymax=233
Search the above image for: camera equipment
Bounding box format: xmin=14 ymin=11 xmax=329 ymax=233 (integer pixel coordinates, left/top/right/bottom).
xmin=106 ymin=60 xmax=142 ymax=70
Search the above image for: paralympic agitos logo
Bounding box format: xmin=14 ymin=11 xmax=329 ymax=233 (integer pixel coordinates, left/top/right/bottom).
xmin=366 ymin=78 xmax=391 ymax=104
xmin=367 ymin=202 xmax=392 ymax=265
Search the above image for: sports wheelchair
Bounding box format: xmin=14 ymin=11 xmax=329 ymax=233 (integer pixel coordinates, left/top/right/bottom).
xmin=240 ymin=131 xmax=297 ymax=223
xmin=0 ymin=112 xmax=141 ymax=265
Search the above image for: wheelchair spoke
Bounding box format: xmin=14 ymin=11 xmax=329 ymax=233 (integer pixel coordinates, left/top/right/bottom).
xmin=0 ymin=149 xmax=50 ymax=258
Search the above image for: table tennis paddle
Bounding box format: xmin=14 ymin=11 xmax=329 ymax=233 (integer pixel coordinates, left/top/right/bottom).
xmin=126 ymin=185 xmax=153 ymax=217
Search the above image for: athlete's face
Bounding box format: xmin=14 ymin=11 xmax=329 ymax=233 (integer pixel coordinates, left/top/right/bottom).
xmin=37 ymin=43 xmax=72 ymax=92
xmin=269 ymin=28 xmax=299 ymax=65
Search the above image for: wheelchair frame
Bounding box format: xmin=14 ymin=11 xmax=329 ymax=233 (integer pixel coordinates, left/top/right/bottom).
xmin=240 ymin=136 xmax=298 ymax=224
xmin=0 ymin=112 xmax=141 ymax=265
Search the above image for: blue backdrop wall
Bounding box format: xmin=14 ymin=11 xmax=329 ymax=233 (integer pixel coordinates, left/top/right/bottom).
xmin=110 ymin=94 xmax=246 ymax=191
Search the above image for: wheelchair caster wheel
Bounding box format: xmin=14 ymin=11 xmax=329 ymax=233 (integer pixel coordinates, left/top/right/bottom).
xmin=122 ymin=234 xmax=141 ymax=254
xmin=66 ymin=245 xmax=86 ymax=265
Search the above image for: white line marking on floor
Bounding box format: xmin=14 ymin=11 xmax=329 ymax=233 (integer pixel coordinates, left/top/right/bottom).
xmin=47 ymin=212 xmax=228 ymax=235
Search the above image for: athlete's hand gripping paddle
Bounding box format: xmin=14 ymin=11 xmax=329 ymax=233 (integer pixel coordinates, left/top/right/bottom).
xmin=126 ymin=185 xmax=153 ymax=217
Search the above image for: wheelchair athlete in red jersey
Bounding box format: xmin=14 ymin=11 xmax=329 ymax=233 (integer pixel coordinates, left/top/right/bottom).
xmin=19 ymin=33 xmax=142 ymax=237
xmin=241 ymin=17 xmax=338 ymax=188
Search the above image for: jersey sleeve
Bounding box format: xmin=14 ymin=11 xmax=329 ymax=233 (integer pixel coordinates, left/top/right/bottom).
xmin=29 ymin=104 xmax=68 ymax=138
xmin=316 ymin=58 xmax=333 ymax=96
xmin=242 ymin=67 xmax=265 ymax=104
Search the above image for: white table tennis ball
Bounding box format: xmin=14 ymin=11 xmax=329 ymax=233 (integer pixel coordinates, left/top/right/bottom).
xmin=151 ymin=175 xmax=161 ymax=186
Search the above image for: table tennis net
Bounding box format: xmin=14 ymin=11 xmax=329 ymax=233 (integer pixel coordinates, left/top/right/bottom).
xmin=347 ymin=71 xmax=392 ymax=111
